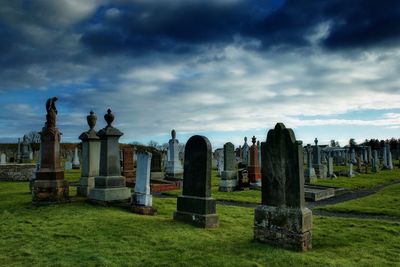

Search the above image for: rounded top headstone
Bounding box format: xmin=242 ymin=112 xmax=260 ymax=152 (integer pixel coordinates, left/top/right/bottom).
xmin=171 ymin=129 xmax=176 ymax=139
xmin=87 ymin=110 xmax=97 ymax=129
xmin=104 ymin=108 xmax=114 ymax=126
xmin=252 ymin=136 xmax=256 ymax=145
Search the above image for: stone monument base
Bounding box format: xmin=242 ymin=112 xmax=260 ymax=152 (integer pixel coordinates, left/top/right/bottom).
xmin=32 ymin=179 xmax=69 ymax=204
xmin=76 ymin=176 xmax=94 ymax=197
xmin=89 ymin=187 xmax=131 ymax=203
xmin=131 ymin=205 xmax=157 ymax=216
xmin=165 ymin=171 xmax=183 ymax=180
xmin=174 ymin=195 xmax=219 ymax=228
xmin=254 ymin=205 xmax=312 ymax=251
xmin=218 ymin=179 xmax=237 ymax=192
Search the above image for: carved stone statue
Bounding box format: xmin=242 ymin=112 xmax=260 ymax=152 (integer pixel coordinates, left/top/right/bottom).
xmin=45 ymin=97 xmax=58 ymax=128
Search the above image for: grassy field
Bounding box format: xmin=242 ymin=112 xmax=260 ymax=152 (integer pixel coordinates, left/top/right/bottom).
xmin=0 ymin=182 xmax=400 ymax=266
xmin=319 ymin=183 xmax=400 ymax=218
xmin=312 ymin=168 xmax=400 ymax=191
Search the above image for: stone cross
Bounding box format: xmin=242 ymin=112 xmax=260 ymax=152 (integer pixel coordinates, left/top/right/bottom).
xmin=174 ymin=135 xmax=219 ymax=228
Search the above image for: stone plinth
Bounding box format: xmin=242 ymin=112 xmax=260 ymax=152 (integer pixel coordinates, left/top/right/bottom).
xmin=88 ymin=109 xmax=131 ymax=204
xmin=33 ymin=99 xmax=69 ymax=205
xmin=77 ymin=111 xmax=100 ymax=197
xmin=254 ymin=206 xmax=312 ymax=251
xmin=174 ymin=135 xmax=219 ymax=228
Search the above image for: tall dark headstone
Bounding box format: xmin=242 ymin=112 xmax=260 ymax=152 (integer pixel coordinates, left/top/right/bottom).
xmin=122 ymin=147 xmax=135 ymax=186
xmin=254 ymin=123 xmax=312 ymax=251
xmin=88 ymin=109 xmax=131 ymax=203
xmin=33 ymin=97 xmax=69 ymax=204
xmin=218 ymin=142 xmax=237 ymax=192
xmin=173 ymin=135 xmax=219 ymax=228
xmin=150 ymin=151 xmax=163 ymax=179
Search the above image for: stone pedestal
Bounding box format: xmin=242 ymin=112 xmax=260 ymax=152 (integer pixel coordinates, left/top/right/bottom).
xmin=254 ymin=206 xmax=312 ymax=251
xmin=33 ymin=105 xmax=69 ymax=204
xmin=173 ymin=135 xmax=219 ymax=228
xmin=77 ymin=111 xmax=100 ymax=197
xmin=88 ymin=109 xmax=131 ymax=204
xmin=165 ymin=129 xmax=184 ymax=180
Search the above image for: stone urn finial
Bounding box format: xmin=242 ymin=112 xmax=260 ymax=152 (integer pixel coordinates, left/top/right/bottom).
xmin=252 ymin=136 xmax=256 ymax=145
xmin=314 ymin=138 xmax=318 ymax=146
xmin=87 ymin=110 xmax=97 ymax=130
xmin=171 ymin=129 xmax=176 ymax=139
xmin=104 ymin=108 xmax=114 ymax=126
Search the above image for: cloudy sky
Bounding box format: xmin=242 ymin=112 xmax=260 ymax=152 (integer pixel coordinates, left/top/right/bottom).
xmin=1 ymin=0 xmax=400 ymax=149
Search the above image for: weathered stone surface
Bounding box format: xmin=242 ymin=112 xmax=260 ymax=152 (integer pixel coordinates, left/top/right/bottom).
xmin=72 ymin=147 xmax=80 ymax=169
xmin=133 ymin=152 xmax=153 ymax=207
xmin=174 ymin=135 xmax=219 ymax=228
xmin=255 ymin=123 xmax=312 ymax=251
xmin=241 ymin=137 xmax=250 ymax=166
xmin=304 ymin=144 xmax=316 ymax=183
xmin=0 ymin=164 xmax=36 ymax=181
xmin=219 ymin=142 xmax=237 ymax=192
xmin=122 ymin=147 xmax=135 ymax=184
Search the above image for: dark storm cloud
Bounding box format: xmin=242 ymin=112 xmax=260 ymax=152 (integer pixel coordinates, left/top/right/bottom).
xmin=80 ymin=0 xmax=400 ymax=55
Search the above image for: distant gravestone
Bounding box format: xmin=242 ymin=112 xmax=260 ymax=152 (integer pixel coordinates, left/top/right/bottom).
xmin=248 ymin=136 xmax=261 ymax=183
xmin=165 ymin=129 xmax=184 ymax=180
xmin=304 ymin=144 xmax=316 ymax=183
xmin=216 ymin=149 xmax=224 ymax=177
xmin=122 ymin=147 xmax=135 ymax=185
xmin=254 ymin=123 xmax=312 ymax=251
xmin=131 ymin=152 xmax=156 ymax=215
xmin=371 ymin=150 xmax=379 ymax=172
xmin=64 ymin=162 xmax=72 ymax=170
xmin=327 ymin=157 xmax=335 ymax=178
xmin=219 ymin=142 xmax=237 ymax=192
xmin=241 ymin=137 xmax=250 ymax=166
xmin=72 ymin=147 xmax=80 ymax=169
xmin=0 ymin=153 xmax=6 ymax=165
xmin=173 ymin=135 xmax=219 ymax=228
xmin=150 ymin=151 xmax=162 ymax=179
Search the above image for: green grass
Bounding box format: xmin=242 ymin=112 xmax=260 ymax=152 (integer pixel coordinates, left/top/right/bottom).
xmin=64 ymin=169 xmax=81 ymax=183
xmin=1 ymin=182 xmax=400 ymax=266
xmin=319 ymin=183 xmax=400 ymax=218
xmin=313 ymin=168 xmax=400 ymax=191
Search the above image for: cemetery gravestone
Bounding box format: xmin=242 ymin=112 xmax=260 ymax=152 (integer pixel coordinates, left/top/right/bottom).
xmin=122 ymin=147 xmax=135 ymax=185
xmin=150 ymin=151 xmax=163 ymax=179
xmin=254 ymin=123 xmax=312 ymax=251
xmin=88 ymin=109 xmax=131 ymax=203
xmin=77 ymin=111 xmax=100 ymax=197
xmin=131 ymin=152 xmax=156 ymax=215
xmin=219 ymin=142 xmax=237 ymax=192
xmin=32 ymin=97 xmax=69 ymax=204
xmin=248 ymin=136 xmax=261 ymax=183
xmin=0 ymin=153 xmax=6 ymax=165
xmin=72 ymin=147 xmax=80 ymax=169
xmin=241 ymin=137 xmax=250 ymax=166
xmin=165 ymin=129 xmax=184 ymax=180
xmin=174 ymin=135 xmax=219 ymax=228
xmin=304 ymin=144 xmax=316 ymax=183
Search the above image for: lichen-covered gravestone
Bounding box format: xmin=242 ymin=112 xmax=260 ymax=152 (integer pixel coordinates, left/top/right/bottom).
xmin=254 ymin=123 xmax=312 ymax=251
xmin=173 ymin=135 xmax=219 ymax=228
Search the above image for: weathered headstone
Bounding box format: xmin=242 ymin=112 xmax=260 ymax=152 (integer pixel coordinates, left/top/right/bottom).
xmin=150 ymin=151 xmax=162 ymax=179
xmin=304 ymin=144 xmax=316 ymax=183
xmin=122 ymin=147 xmax=135 ymax=185
xmin=77 ymin=111 xmax=100 ymax=197
xmin=241 ymin=137 xmax=250 ymax=166
xmin=72 ymin=147 xmax=80 ymax=169
xmin=248 ymin=136 xmax=261 ymax=183
xmin=254 ymin=123 xmax=312 ymax=251
xmin=348 ymin=163 xmax=354 ymax=177
xmin=219 ymin=142 xmax=237 ymax=192
xmin=174 ymin=135 xmax=219 ymax=228
xmin=0 ymin=153 xmax=6 ymax=165
xmin=383 ymin=146 xmax=388 ymax=168
xmin=131 ymin=152 xmax=156 ymax=215
xmin=20 ymin=135 xmax=31 ymax=163
xmin=327 ymin=157 xmax=335 ymax=178
xmin=88 ymin=109 xmax=131 ymax=203
xmin=371 ymin=150 xmax=379 ymax=172
xmin=165 ymin=129 xmax=184 ymax=180
xmin=216 ymin=149 xmax=224 ymax=177
xmin=312 ymin=138 xmax=327 ymax=178
xmin=32 ymin=97 xmax=69 ymax=204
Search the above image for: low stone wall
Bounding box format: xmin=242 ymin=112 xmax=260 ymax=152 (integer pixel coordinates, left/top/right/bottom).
xmin=0 ymin=164 xmax=36 ymax=181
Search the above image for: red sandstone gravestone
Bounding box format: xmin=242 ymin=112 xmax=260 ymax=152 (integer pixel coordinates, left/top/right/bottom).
xmin=248 ymin=136 xmax=261 ymax=183
xmin=32 ymin=97 xmax=69 ymax=204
